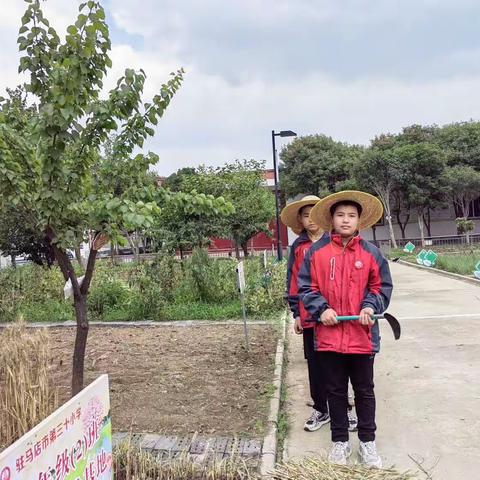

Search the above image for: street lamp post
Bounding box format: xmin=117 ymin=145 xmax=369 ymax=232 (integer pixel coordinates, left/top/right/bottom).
xmin=271 ymin=129 xmax=297 ymax=261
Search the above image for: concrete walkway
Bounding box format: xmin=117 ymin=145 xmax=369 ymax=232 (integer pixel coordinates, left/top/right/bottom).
xmin=283 ymin=262 xmax=480 ymax=479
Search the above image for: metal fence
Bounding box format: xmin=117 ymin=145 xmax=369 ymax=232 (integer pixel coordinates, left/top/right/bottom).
xmin=373 ymin=233 xmax=480 ymax=257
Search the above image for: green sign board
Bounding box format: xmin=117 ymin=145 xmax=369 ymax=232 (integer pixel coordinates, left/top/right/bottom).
xmin=416 ymin=249 xmax=428 ymax=265
xmin=416 ymin=249 xmax=438 ymax=267
xmin=423 ymin=250 xmax=438 ymax=267
xmin=403 ymin=242 xmax=415 ymax=253
xmin=474 ymin=261 xmax=480 ymax=279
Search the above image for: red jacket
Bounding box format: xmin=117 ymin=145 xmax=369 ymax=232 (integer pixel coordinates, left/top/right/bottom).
xmin=298 ymin=233 xmax=393 ymax=354
xmin=286 ymin=231 xmax=315 ymax=328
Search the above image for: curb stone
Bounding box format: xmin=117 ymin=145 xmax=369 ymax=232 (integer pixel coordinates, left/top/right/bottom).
xmin=259 ymin=311 xmax=288 ymax=479
xmin=397 ymin=259 xmax=480 ymax=287
xmin=0 ymin=319 xmax=269 ymax=329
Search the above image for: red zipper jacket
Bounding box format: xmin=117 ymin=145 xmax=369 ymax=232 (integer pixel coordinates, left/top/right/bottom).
xmin=286 ymin=230 xmax=321 ymax=328
xmin=298 ymin=233 xmax=393 ymax=353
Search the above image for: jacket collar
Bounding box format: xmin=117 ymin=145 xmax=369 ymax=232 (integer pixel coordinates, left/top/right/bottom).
xmin=297 ymin=229 xmax=313 ymax=243
xmin=330 ymin=231 xmax=361 ymax=250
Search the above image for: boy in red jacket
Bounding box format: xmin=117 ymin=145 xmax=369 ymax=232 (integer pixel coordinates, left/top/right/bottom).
xmin=298 ymin=191 xmax=393 ymax=468
xmin=281 ymin=195 xmax=330 ymax=431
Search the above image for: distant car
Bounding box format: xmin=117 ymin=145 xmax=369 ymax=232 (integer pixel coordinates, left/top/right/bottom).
xmin=118 ymin=247 xmax=134 ymax=256
xmin=96 ymin=249 xmax=111 ymax=259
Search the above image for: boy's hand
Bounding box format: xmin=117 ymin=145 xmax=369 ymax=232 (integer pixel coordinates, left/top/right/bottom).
xmin=293 ymin=317 xmax=303 ymax=334
xmin=359 ymin=307 xmax=375 ymax=326
xmin=320 ymin=308 xmax=338 ymax=326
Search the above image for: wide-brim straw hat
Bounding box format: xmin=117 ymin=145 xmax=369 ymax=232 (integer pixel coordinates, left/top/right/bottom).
xmin=280 ymin=195 xmax=321 ymax=234
xmin=310 ymin=190 xmax=384 ymax=232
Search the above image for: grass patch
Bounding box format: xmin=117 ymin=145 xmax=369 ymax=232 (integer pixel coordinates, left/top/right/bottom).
xmin=388 ymin=248 xmax=480 ymax=276
xmin=435 ymin=254 xmax=479 ymax=276
xmin=162 ymin=301 xmax=243 ymax=321
xmin=276 ymin=317 xmax=289 ymax=461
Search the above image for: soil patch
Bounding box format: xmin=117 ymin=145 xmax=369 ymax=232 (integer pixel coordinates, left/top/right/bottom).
xmin=48 ymin=324 xmax=279 ymax=437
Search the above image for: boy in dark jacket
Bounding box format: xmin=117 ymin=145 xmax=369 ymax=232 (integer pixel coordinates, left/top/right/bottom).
xmin=298 ymin=191 xmax=393 ymax=468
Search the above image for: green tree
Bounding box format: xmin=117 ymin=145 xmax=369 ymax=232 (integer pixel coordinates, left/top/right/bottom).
xmin=153 ymin=197 xmax=227 ymax=258
xmin=443 ymin=165 xmax=480 ymax=243
xmin=93 ymin=136 xmax=165 ymax=261
xmin=435 ymin=121 xmax=480 ymax=170
xmin=162 ymin=167 xmax=197 ymax=191
xmin=0 ymin=204 xmax=55 ymax=267
xmin=395 ymin=143 xmax=447 ymax=245
xmin=354 ymin=148 xmax=401 ymax=248
xmin=370 ymin=126 xmax=443 ymax=240
xmin=279 ymin=134 xmax=364 ymax=197
xmin=0 ymin=0 xmax=232 ymax=395
xmin=180 ymin=160 xmax=276 ymax=259
xmin=443 ymin=165 xmax=480 ymax=219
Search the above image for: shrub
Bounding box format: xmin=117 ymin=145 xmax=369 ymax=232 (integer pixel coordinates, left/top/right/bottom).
xmin=1 ymin=252 xmax=287 ymax=323
xmin=0 ymin=265 xmax=65 ymax=322
xmin=87 ymin=279 xmax=131 ymax=318
xmin=19 ymin=299 xmax=74 ymax=322
xmin=245 ymin=259 xmax=286 ymax=318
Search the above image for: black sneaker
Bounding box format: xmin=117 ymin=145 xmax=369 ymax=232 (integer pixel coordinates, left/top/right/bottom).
xmin=304 ymin=410 xmax=330 ymax=432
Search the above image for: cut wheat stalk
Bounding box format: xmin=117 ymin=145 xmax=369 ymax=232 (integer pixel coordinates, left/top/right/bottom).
xmin=0 ymin=320 xmax=58 ymax=450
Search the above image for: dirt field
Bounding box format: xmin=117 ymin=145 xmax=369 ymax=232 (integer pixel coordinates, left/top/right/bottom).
xmin=47 ymin=323 xmax=279 ymax=437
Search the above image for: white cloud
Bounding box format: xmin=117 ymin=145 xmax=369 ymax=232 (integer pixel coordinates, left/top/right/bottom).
xmin=2 ymin=0 xmax=480 ymax=179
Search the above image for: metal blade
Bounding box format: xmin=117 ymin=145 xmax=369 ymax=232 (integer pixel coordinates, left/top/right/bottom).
xmin=383 ymin=312 xmax=401 ymax=340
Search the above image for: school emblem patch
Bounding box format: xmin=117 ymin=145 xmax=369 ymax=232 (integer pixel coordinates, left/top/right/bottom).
xmin=354 ymin=260 xmax=363 ymax=269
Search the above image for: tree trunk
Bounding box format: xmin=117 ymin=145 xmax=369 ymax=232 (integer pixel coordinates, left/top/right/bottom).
xmin=396 ymin=211 xmax=410 ymax=240
xmin=125 ymin=232 xmax=139 ymax=262
xmin=242 ymin=242 xmax=249 ymax=258
xmin=110 ymin=241 xmax=116 ymax=262
xmin=461 ymin=202 xmax=471 ymax=244
xmin=234 ymin=240 xmax=241 ymax=260
xmin=386 ymin=214 xmax=398 ymax=249
xmin=74 ymin=245 xmax=85 ymax=269
xmin=10 ymin=254 xmax=16 ymax=268
xmin=72 ymin=293 xmax=89 ymax=396
xmin=50 ymin=234 xmax=98 ymax=397
xmin=423 ymin=209 xmax=432 ymax=237
xmin=417 ymin=209 xmax=426 ymax=246
xmin=378 ymin=191 xmax=397 ymax=249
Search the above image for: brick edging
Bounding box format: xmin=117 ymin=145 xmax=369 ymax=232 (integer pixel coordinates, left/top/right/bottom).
xmin=259 ymin=311 xmax=287 ymax=479
xmin=0 ymin=319 xmax=269 ymax=329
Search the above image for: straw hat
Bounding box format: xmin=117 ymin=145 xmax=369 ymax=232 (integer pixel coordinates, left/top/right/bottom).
xmin=280 ymin=195 xmax=321 ymax=234
xmin=309 ymin=190 xmax=384 ymax=232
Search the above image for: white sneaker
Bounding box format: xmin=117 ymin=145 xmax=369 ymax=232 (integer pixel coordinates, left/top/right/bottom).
xmin=328 ymin=441 xmax=352 ymax=465
xmin=303 ymin=409 xmax=330 ymax=431
xmin=359 ymin=441 xmax=382 ymax=469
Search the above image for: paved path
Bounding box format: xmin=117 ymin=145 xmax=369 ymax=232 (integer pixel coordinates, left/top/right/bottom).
xmin=283 ymin=262 xmax=480 ymax=478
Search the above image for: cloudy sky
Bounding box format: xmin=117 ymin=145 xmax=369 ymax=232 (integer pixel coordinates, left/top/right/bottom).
xmin=2 ymin=0 xmax=480 ymax=176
